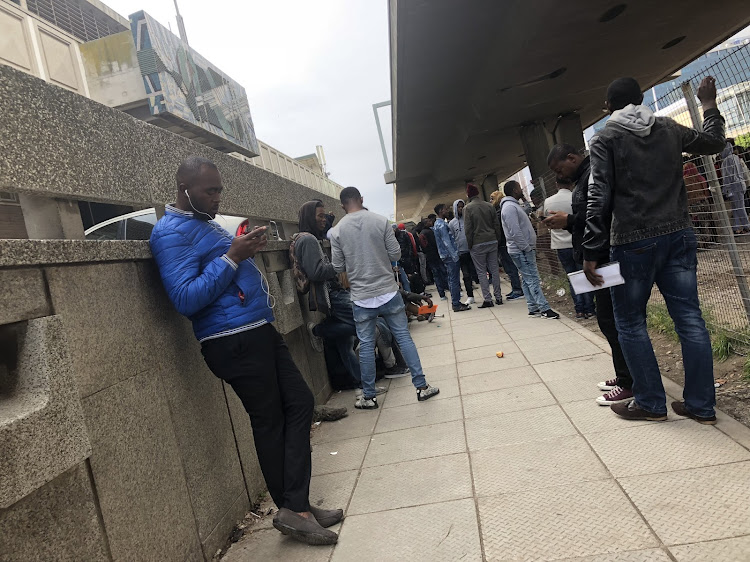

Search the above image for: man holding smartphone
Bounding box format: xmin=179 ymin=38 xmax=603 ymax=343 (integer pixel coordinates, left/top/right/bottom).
xmin=150 ymin=156 xmax=341 ymax=546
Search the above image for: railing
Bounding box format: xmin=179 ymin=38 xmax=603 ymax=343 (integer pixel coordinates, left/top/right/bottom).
xmin=529 ymin=42 xmax=750 ymax=345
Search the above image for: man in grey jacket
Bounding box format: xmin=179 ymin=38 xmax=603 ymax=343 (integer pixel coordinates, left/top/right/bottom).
xmin=464 ymin=183 xmax=504 ymax=308
xmin=448 ymin=198 xmax=476 ymax=305
xmin=330 ymin=187 xmax=439 ymax=409
xmin=500 ymin=181 xmax=559 ymax=319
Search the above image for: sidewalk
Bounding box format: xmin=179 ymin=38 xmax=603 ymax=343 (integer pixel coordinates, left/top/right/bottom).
xmin=223 ymin=283 xmax=750 ymax=562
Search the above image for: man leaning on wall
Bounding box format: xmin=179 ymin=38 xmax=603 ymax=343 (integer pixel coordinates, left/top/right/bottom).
xmin=149 ymin=156 xmax=342 ymax=546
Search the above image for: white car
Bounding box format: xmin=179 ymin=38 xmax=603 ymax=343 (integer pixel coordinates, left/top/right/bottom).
xmin=84 ymin=208 xmax=248 ymax=240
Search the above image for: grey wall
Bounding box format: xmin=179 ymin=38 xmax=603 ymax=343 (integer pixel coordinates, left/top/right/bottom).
xmin=0 ymin=241 xmax=330 ymax=562
xmin=0 ymin=65 xmax=340 ymax=223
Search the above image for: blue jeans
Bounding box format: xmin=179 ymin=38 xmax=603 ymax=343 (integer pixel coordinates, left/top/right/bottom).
xmin=352 ymin=294 xmax=427 ymax=399
xmin=499 ymin=244 xmax=522 ymax=293
xmin=428 ymin=259 xmax=448 ymax=297
xmin=510 ymin=250 xmax=550 ymax=313
xmin=398 ymin=267 xmax=411 ymax=292
xmin=557 ymin=248 xmax=595 ymax=314
xmin=611 ymin=228 xmax=714 ymax=417
xmin=443 ymin=257 xmax=462 ymax=307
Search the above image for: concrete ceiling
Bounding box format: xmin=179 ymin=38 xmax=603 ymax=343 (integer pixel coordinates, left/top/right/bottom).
xmin=389 ymin=0 xmax=750 ymax=222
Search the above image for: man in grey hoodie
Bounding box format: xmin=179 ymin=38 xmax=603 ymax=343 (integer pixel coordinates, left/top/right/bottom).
xmin=330 ymin=187 xmax=439 ymax=409
xmin=584 ymin=76 xmax=725 ymax=424
xmin=448 ymin=198 xmax=476 ymax=305
xmin=464 ymin=183 xmax=504 ymax=308
xmin=501 ymin=181 xmax=559 ymax=319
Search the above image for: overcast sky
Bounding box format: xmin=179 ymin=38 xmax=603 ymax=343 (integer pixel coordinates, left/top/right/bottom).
xmin=104 ymin=0 xmax=395 ymax=217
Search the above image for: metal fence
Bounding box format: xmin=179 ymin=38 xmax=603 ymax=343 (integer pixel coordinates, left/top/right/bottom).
xmin=529 ymin=41 xmax=750 ymax=344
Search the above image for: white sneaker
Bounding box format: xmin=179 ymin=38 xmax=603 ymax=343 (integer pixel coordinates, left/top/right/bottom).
xmin=355 ymin=386 xmax=387 ymax=397
xmin=465 ymin=297 xmax=475 ymax=305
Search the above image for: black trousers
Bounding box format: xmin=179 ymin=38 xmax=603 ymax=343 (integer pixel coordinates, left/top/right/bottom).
xmin=595 ymin=288 xmax=633 ymax=390
xmin=201 ymin=324 xmax=314 ymax=512
xmin=458 ymin=252 xmax=475 ymax=298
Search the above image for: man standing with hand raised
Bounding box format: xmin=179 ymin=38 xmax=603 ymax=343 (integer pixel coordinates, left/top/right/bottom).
xmin=150 ymin=156 xmax=341 ymax=546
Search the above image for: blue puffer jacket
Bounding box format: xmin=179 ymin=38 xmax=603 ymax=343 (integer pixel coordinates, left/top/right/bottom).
xmin=150 ymin=205 xmax=274 ymax=342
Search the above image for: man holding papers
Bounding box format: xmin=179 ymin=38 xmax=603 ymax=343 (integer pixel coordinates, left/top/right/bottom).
xmin=582 ymin=76 xmax=726 ymax=425
xmin=545 ymin=146 xmax=634 ymax=406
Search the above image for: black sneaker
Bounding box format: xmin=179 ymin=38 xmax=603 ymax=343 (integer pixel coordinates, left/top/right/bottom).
xmin=453 ymin=303 xmax=471 ymax=312
xmin=507 ymin=292 xmax=524 ymax=300
xmin=384 ymin=365 xmax=410 ymax=378
xmin=495 ymin=298 xmax=503 ymax=305
xmin=540 ymin=309 xmax=560 ymax=319
xmin=528 ymin=310 xmax=541 ymax=317
xmin=611 ymin=401 xmax=667 ymax=421
xmin=478 ymin=301 xmax=494 ymax=308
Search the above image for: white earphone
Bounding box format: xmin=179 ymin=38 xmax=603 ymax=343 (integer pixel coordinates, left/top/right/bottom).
xmin=184 ymin=188 xmax=275 ymax=309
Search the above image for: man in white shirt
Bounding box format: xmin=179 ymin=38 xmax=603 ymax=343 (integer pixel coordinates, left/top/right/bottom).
xmin=544 ymin=178 xmax=595 ymax=318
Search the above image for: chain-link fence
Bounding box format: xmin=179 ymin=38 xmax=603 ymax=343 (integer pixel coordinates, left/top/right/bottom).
xmin=528 ymin=41 xmax=750 ymax=344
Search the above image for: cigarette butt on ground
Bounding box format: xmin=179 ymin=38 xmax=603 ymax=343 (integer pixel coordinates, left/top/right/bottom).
xmin=496 ymin=351 xmax=504 ymax=358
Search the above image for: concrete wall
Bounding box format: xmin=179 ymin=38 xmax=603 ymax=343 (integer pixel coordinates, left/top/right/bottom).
xmin=0 ymin=63 xmax=337 ymax=561
xmin=0 ymin=240 xmax=330 ymax=562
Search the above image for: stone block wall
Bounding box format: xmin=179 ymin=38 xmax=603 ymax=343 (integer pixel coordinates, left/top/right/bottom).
xmin=0 ymin=241 xmax=331 ymax=561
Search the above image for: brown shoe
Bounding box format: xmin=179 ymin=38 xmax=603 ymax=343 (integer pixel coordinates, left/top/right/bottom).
xmin=273 ymin=508 xmax=338 ymax=545
xmin=309 ymin=505 xmax=344 ymax=528
xmin=611 ymin=401 xmax=667 ymax=421
xmin=671 ymin=401 xmax=717 ymax=425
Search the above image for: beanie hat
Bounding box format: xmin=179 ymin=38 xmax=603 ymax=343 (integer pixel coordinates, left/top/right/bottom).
xmin=466 ymin=184 xmax=479 ymax=198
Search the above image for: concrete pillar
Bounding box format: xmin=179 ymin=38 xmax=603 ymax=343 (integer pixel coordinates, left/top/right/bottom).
xmin=519 ymin=113 xmax=585 ymax=182
xmin=481 ymin=174 xmax=498 ymax=201
xmin=554 ymin=113 xmax=586 ymax=152
xmin=519 ymin=122 xmax=555 ymax=182
xmin=19 ymin=194 xmax=84 ymax=239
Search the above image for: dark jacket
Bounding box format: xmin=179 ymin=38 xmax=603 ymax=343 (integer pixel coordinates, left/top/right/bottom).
xmin=464 ymin=196 xmax=503 ymax=249
xmin=584 ymin=107 xmax=725 ymax=260
xmin=296 ymin=201 xmax=340 ymax=314
xmin=564 ymin=156 xmax=607 ymax=265
xmin=422 ymin=227 xmax=440 ymax=262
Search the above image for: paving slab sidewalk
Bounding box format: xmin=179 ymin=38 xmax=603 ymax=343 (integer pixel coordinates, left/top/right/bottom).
xmin=223 ymin=282 xmax=750 ymax=562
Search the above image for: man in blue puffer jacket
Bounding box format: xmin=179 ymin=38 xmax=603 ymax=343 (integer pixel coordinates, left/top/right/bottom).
xmin=150 ymin=156 xmax=341 ymax=546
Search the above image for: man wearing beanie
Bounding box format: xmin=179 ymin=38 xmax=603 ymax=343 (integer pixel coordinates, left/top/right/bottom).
xmin=463 ymin=183 xmax=504 ymax=307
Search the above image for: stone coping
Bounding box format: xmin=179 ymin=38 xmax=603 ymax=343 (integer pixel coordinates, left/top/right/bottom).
xmin=0 ymin=239 xmax=297 ymax=267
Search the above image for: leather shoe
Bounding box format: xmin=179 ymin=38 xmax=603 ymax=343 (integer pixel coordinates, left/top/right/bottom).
xmin=309 ymin=505 xmax=344 ymax=528
xmin=273 ymin=508 xmax=338 ymax=545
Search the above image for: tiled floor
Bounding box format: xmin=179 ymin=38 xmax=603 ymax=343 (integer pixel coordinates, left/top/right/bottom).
xmin=223 ymin=282 xmax=750 ymax=562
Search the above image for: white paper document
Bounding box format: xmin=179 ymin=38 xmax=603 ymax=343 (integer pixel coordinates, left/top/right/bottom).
xmin=567 ymin=262 xmax=625 ymax=295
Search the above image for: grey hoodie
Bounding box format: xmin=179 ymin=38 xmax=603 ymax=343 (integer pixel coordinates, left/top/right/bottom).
xmin=721 ymin=142 xmax=746 ymax=195
xmin=330 ymin=209 xmax=401 ymax=302
xmin=500 ymin=196 xmax=536 ymax=254
xmin=448 ymin=199 xmax=469 ymax=254
xmin=607 ymin=104 xmax=656 ymax=137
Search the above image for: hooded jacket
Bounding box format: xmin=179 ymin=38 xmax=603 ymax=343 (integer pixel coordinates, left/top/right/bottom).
xmin=150 ymin=205 xmax=274 ymax=342
xmin=463 ymin=195 xmax=503 ymax=249
xmin=721 ymin=143 xmax=746 ymax=196
xmin=500 ymin=196 xmax=536 ymax=254
xmin=295 ymin=201 xmax=340 ymax=314
xmin=330 ymin=209 xmax=401 ymax=302
xmin=584 ymin=106 xmax=725 ymax=259
xmin=448 ymin=199 xmax=469 ymax=254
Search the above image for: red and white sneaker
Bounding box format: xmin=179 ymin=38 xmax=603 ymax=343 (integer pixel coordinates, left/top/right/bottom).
xmin=596 ymin=386 xmax=634 ymax=406
xmin=597 ymin=378 xmax=618 ymax=391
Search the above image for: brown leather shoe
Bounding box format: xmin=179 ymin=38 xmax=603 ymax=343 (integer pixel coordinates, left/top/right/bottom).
xmin=671 ymin=401 xmax=717 ymax=425
xmin=272 ymin=508 xmax=338 ymax=545
xmin=309 ymin=505 xmax=344 ymax=528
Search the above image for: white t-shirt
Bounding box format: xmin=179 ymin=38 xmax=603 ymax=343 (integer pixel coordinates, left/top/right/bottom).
xmin=543 ymin=189 xmax=574 ymax=250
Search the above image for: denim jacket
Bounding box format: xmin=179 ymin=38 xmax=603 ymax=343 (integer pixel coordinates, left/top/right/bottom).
xmin=584 ymin=107 xmax=725 ymax=259
xmin=433 ymin=218 xmax=458 ymax=262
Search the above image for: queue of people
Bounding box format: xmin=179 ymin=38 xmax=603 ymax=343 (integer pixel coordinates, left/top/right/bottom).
xmin=146 ymin=74 xmax=727 ymax=549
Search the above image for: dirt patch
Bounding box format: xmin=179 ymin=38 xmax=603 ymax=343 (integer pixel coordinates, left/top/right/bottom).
xmin=542 ymin=279 xmax=750 ymax=427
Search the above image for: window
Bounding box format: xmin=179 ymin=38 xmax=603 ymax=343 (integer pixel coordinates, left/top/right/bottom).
xmin=85 ymin=220 xmax=122 ymax=240
xmin=0 ymin=192 xmax=20 ymax=204
xmin=124 ymin=213 xmax=157 ymax=240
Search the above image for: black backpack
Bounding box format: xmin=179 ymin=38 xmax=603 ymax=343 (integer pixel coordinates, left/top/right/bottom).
xmin=496 ymin=201 xmax=509 ymax=248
